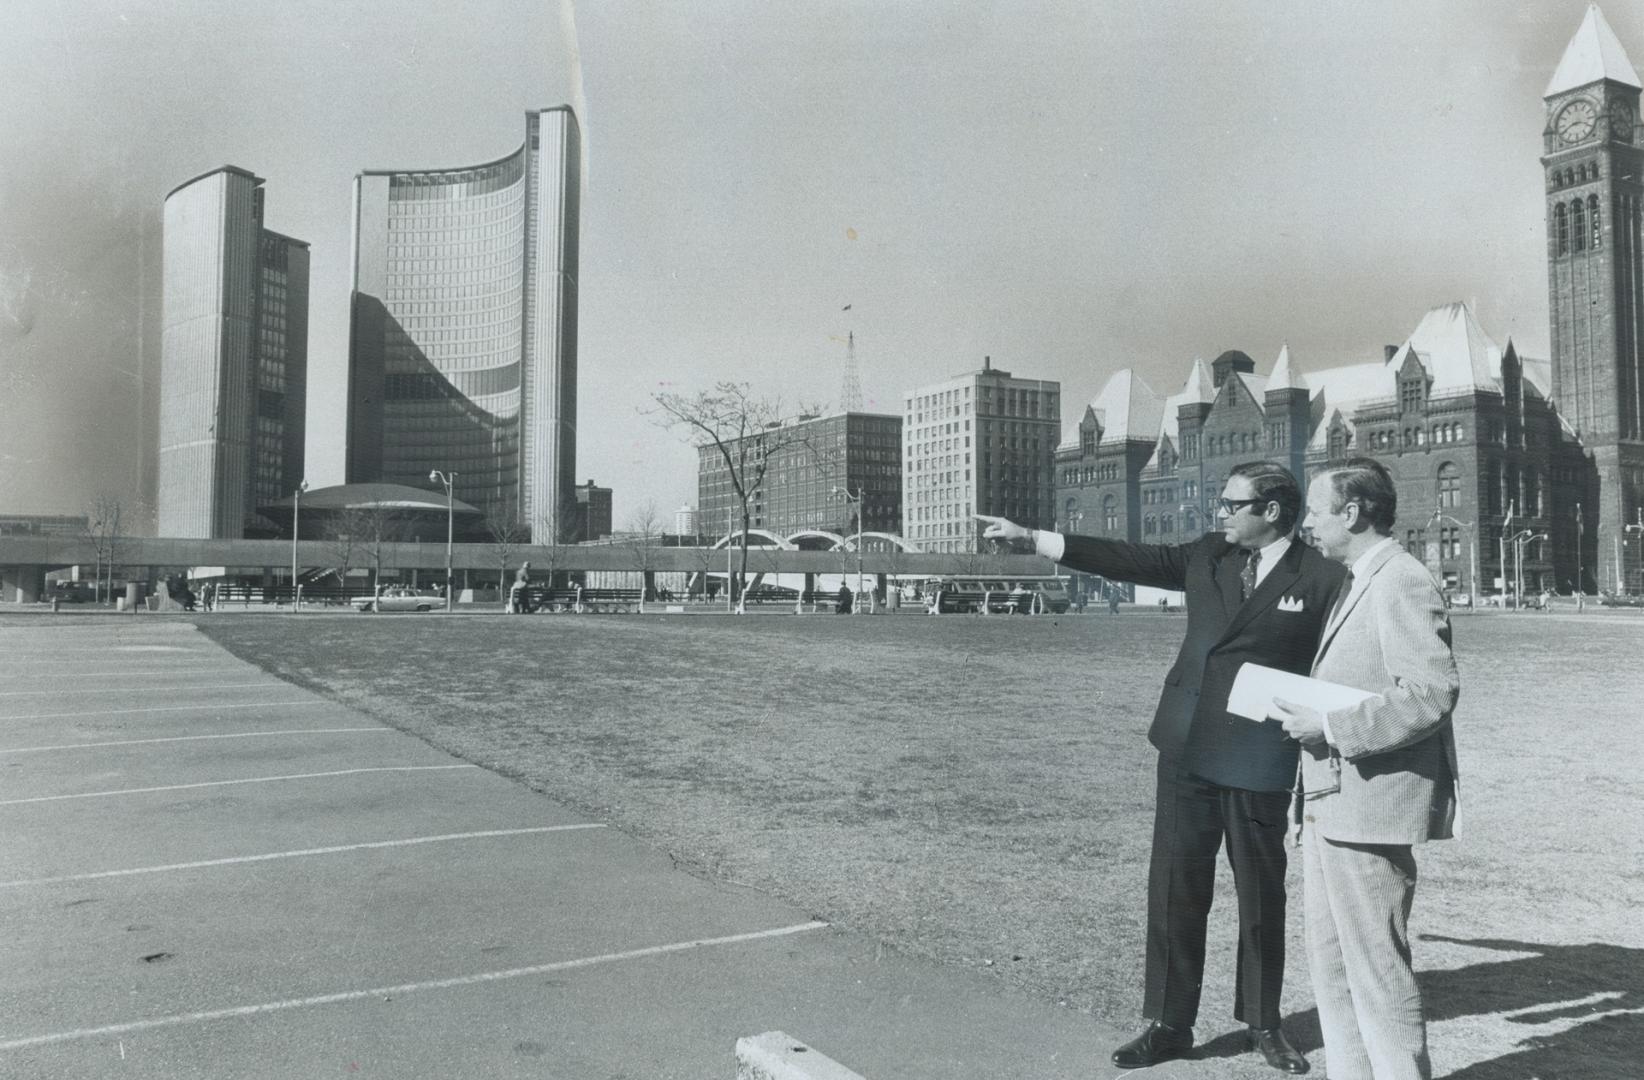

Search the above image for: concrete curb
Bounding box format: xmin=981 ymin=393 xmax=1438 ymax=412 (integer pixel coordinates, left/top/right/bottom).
xmin=737 ymin=1032 xmax=867 ymax=1080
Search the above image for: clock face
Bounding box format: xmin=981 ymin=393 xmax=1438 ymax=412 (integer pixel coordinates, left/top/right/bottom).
xmin=1613 ymin=102 xmax=1635 ymax=142
xmin=1558 ymin=99 xmax=1598 ymax=143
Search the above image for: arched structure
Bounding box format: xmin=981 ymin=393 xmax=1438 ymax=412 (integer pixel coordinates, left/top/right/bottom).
xmin=708 ymin=528 xmax=795 ymax=551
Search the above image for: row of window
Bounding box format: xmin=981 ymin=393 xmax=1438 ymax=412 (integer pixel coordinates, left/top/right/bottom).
xmin=1553 ymin=196 xmax=1603 ymax=255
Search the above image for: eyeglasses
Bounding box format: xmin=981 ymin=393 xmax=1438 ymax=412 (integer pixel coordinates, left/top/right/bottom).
xmin=1217 ymin=497 xmax=1268 ymax=515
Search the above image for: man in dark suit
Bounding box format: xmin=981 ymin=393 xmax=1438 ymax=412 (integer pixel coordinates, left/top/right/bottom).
xmin=979 ymin=460 xmax=1345 ymax=1073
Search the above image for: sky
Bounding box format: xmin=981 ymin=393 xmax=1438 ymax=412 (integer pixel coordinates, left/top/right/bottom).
xmin=0 ymin=1 xmax=1628 ymax=531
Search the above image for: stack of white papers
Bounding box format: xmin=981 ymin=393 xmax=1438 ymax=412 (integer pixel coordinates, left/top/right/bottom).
xmin=1227 ymin=662 xmax=1378 ymax=722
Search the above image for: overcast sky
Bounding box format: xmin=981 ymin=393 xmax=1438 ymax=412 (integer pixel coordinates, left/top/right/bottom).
xmin=0 ymin=1 xmax=1625 ymax=529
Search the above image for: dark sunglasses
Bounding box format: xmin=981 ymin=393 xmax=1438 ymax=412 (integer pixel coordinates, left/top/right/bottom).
xmin=1217 ymin=497 xmax=1269 ymax=515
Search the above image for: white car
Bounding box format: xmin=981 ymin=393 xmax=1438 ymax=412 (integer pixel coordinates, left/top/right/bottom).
xmin=353 ymin=585 xmax=438 ymax=613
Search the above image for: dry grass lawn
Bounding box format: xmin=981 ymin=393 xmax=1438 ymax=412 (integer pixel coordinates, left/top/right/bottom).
xmin=196 ymin=608 xmax=1644 ymax=1079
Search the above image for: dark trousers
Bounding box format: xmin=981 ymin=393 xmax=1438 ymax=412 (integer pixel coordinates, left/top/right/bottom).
xmin=1143 ymin=754 xmax=1291 ymax=1030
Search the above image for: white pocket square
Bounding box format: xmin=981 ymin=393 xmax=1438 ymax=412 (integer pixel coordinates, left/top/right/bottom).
xmin=1277 ymin=596 xmax=1305 ymax=612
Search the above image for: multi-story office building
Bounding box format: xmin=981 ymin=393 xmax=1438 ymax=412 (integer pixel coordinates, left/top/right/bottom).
xmin=905 ymin=359 xmax=1060 ymax=553
xmin=697 ymin=412 xmax=902 ymax=540
xmin=574 ymin=480 xmax=612 ymax=542
xmin=347 ymin=107 xmax=580 ymax=544
xmin=158 ymin=166 xmax=309 ymax=538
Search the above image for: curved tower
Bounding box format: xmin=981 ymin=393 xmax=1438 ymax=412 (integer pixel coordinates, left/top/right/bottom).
xmin=348 ymin=107 xmax=580 ymax=543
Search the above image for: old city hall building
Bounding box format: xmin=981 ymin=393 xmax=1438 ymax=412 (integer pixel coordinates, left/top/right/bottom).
xmin=1055 ymin=7 xmax=1644 ymax=599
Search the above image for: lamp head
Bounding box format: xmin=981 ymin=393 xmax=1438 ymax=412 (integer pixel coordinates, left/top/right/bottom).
xmin=429 ymin=470 xmax=440 ymax=484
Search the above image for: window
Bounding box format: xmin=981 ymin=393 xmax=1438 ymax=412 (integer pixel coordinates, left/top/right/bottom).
xmin=1103 ymin=495 xmax=1118 ymax=533
xmin=1591 ymin=194 xmax=1602 ymax=248
xmin=1573 ymin=198 xmax=1586 ymax=252
xmin=1437 ymin=462 xmax=1461 ymax=508
xmin=1556 ymin=203 xmax=1568 ymax=255
xmin=1401 ymin=379 xmax=1424 ymax=413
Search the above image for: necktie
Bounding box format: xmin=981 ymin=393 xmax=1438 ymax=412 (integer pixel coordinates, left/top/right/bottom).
xmin=1240 ymin=549 xmax=1261 ymax=600
xmin=1327 ymin=569 xmax=1355 ymax=625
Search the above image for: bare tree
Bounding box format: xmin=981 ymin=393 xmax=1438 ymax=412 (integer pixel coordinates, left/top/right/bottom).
xmin=484 ymin=497 xmax=531 ymax=599
xmin=532 ymin=491 xmax=584 ymax=591
xmin=626 ymin=499 xmax=663 ymax=611
xmin=649 ymin=382 xmax=821 ymax=614
xmin=322 ymin=516 xmax=361 ymax=595
xmin=81 ymin=495 xmax=123 ymax=604
xmin=333 ymin=504 xmax=411 ymax=595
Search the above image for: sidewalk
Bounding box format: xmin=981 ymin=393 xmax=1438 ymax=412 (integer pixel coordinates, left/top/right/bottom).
xmin=0 ymin=617 xmax=1185 ymax=1078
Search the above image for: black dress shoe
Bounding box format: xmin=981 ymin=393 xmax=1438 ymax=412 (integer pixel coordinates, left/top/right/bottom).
xmin=1111 ymin=1021 xmax=1193 ymax=1069
xmin=1248 ymin=1026 xmax=1309 ymax=1074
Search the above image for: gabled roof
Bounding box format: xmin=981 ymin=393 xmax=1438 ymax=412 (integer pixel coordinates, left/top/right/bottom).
xmin=1267 ymin=343 xmax=1308 ymax=391
xmin=1234 ymin=372 xmax=1270 ymax=405
xmin=1304 ymin=361 xmax=1395 ymax=450
xmin=1547 ymin=5 xmax=1641 ymax=96
xmin=1519 ymin=351 xmax=1554 ymax=399
xmin=1398 ymin=302 xmax=1500 ymax=395
xmin=1089 ymin=368 xmax=1165 ymax=445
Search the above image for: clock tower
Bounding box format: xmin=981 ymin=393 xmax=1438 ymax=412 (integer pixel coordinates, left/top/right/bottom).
xmin=1544 ymin=4 xmax=1644 ymax=592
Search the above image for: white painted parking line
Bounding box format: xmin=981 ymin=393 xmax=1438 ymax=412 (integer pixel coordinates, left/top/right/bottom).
xmin=0 ymin=824 xmax=608 ymax=888
xmin=0 ymin=683 xmax=280 ymax=698
xmin=4 ymin=701 xmax=327 ymax=721
xmin=0 ymin=727 xmax=390 ymax=755
xmin=0 ymin=666 xmax=248 ymax=678
xmin=0 ymin=765 xmax=478 ymax=806
xmin=0 ymin=921 xmax=831 ymax=1052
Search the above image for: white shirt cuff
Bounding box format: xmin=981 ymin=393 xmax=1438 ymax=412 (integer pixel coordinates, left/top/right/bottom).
xmin=1036 ymin=530 xmax=1066 ymax=562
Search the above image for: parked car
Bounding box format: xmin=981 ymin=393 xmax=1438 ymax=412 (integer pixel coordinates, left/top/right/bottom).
xmin=353 ymin=585 xmax=438 ymax=613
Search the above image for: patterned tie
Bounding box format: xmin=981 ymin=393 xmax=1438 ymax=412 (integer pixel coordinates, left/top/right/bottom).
xmin=1241 ymin=548 xmax=1261 ymax=600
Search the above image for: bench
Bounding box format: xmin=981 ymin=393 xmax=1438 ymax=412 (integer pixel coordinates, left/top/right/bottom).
xmin=518 ymin=586 xmax=646 ymax=613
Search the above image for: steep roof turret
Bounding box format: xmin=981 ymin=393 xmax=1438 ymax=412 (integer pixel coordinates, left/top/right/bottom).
xmin=1547 ymin=5 xmax=1641 ymax=95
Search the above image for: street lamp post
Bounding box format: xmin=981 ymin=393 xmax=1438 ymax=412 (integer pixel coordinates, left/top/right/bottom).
xmin=1507 ymin=529 xmax=1537 ymax=611
xmin=429 ymin=470 xmax=457 ymax=612
xmin=833 ymin=484 xmax=866 ymax=614
xmin=291 ymin=479 xmax=308 ymax=611
xmin=1428 ymin=510 xmax=1478 ymax=603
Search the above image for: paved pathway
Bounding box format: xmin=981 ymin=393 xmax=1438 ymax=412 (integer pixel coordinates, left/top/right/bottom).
xmin=0 ymin=617 xmax=1180 ymax=1079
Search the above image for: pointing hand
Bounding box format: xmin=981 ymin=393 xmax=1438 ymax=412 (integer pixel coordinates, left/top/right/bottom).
xmin=974 ymin=514 xmax=1028 ymax=542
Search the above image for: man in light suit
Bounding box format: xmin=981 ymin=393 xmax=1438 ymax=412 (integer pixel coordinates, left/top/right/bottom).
xmin=981 ymin=461 xmax=1345 ymax=1073
xmin=1273 ymin=458 xmax=1460 ymax=1080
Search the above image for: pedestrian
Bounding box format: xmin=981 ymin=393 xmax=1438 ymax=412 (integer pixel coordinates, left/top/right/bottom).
xmin=979 ymin=459 xmax=1346 ymax=1074
xmin=510 ymin=561 xmax=531 ymax=614
xmin=1273 ymin=457 xmax=1460 ymax=1080
xmin=835 ymin=582 xmax=852 ymax=614
xmin=1108 ymin=590 xmax=1121 ymax=615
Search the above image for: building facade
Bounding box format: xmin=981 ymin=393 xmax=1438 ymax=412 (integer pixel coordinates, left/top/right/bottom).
xmin=905 ymin=359 xmax=1059 ymax=553
xmin=575 ymin=480 xmax=612 ymax=542
xmin=1052 ymin=9 xmax=1644 ymax=598
xmin=1056 ymin=305 xmax=1583 ymax=600
xmin=347 ymin=107 xmax=580 ymax=544
xmin=697 ymin=412 xmax=902 ymax=541
xmin=158 ymin=166 xmax=309 ymax=539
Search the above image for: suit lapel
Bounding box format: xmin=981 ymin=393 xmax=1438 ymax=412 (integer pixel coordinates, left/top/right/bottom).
xmin=1220 ymin=539 xmax=1304 ymax=643
xmin=1314 ymin=543 xmax=1401 ymax=662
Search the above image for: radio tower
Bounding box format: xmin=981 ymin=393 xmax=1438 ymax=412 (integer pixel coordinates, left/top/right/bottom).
xmin=840 ymin=329 xmax=863 ymax=413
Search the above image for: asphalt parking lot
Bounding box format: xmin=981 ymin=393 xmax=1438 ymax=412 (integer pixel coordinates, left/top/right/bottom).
xmin=0 ymin=616 xmax=1149 ymax=1079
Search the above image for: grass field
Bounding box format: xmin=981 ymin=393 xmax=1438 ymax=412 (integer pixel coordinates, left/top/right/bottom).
xmin=191 ymin=609 xmax=1644 ymax=1079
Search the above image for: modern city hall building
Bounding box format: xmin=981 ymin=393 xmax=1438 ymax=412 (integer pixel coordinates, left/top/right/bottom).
xmin=158 ymin=166 xmax=310 ymax=539
xmin=346 ymin=107 xmax=581 ymax=544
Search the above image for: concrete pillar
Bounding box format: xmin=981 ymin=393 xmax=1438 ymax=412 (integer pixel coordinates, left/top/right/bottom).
xmin=1 ymin=565 xmax=46 ymax=604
